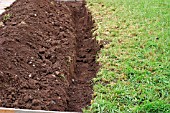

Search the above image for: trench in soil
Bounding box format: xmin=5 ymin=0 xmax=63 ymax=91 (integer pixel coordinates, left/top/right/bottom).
xmin=66 ymin=2 xmax=99 ymax=111
xmin=0 ymin=0 xmax=99 ymax=112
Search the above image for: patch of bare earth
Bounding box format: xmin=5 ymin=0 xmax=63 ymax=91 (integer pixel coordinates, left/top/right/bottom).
xmin=0 ymin=0 xmax=99 ymax=112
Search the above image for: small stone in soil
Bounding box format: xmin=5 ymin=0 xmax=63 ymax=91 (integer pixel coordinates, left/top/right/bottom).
xmin=0 ymin=22 xmax=4 ymax=27
xmin=29 ymin=74 xmax=32 ymax=78
xmin=55 ymin=71 xmax=60 ymax=75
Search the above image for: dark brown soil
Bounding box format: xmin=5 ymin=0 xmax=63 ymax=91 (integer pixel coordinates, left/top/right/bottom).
xmin=0 ymin=0 xmax=99 ymax=112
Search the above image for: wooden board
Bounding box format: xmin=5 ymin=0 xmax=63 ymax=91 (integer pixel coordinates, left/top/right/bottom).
xmin=0 ymin=108 xmax=80 ymax=113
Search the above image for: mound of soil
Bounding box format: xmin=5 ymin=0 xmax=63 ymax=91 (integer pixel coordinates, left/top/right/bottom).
xmin=0 ymin=0 xmax=99 ymax=112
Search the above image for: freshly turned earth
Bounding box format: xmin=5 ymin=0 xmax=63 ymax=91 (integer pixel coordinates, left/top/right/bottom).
xmin=0 ymin=0 xmax=99 ymax=112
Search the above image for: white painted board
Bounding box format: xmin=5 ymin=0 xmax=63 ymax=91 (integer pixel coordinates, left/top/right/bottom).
xmin=0 ymin=0 xmax=16 ymax=14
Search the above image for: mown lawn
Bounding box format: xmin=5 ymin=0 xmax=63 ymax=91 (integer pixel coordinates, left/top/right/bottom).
xmin=85 ymin=0 xmax=170 ymax=112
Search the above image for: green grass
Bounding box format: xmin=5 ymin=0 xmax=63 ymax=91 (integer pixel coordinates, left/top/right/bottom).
xmin=85 ymin=0 xmax=170 ymax=112
xmin=3 ymin=13 xmax=12 ymax=21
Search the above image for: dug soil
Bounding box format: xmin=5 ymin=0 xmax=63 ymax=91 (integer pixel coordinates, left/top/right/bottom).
xmin=0 ymin=0 xmax=99 ymax=112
